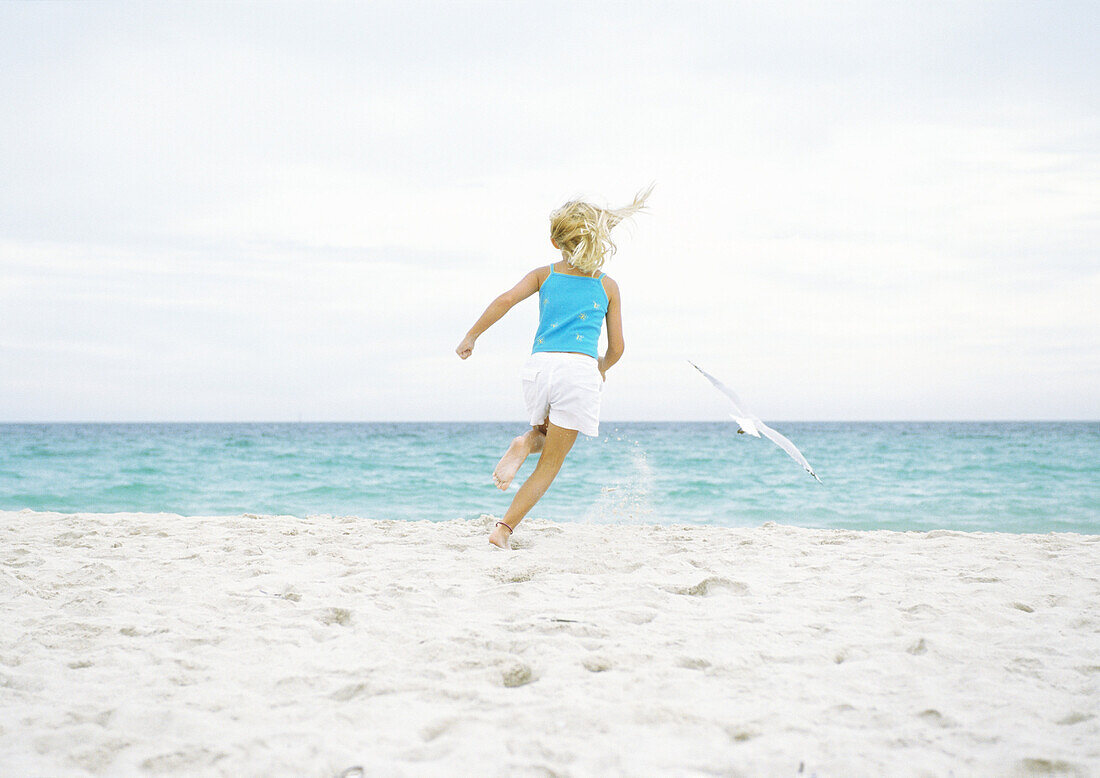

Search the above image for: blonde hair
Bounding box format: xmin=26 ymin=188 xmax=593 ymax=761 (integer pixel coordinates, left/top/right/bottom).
xmin=549 ymin=184 xmax=653 ymax=274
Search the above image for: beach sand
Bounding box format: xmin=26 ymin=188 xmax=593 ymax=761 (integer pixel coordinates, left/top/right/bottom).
xmin=1 ymin=509 xmax=1098 ymax=776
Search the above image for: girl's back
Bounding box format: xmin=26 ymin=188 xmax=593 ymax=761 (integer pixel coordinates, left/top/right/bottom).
xmin=532 ymin=263 xmax=610 ymax=358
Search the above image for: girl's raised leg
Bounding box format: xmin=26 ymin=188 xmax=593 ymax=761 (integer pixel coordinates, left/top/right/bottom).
xmin=489 ymin=421 xmax=577 ymax=549
xmin=492 ymin=423 xmax=546 ymax=491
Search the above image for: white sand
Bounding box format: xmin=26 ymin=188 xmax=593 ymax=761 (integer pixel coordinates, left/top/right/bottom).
xmin=1 ymin=510 xmax=1098 ymax=777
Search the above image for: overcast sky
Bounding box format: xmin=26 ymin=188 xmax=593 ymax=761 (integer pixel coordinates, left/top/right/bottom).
xmin=1 ymin=1 xmax=1096 ymax=422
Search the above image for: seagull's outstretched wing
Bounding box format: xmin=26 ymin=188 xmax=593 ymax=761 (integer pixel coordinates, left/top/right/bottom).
xmin=688 ymin=360 xmax=764 ymax=432
xmin=756 ymin=421 xmax=822 ymax=483
xmin=689 ymin=360 xmax=821 ymax=483
xmin=688 ymin=361 xmax=751 ymax=413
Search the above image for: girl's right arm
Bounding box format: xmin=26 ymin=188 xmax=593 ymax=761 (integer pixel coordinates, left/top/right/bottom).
xmin=598 ymin=277 xmax=624 ymax=380
xmin=455 ymin=268 xmax=543 ymax=359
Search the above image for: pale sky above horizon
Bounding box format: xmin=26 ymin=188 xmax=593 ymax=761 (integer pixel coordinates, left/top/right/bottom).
xmin=1 ymin=1 xmax=1096 ymax=422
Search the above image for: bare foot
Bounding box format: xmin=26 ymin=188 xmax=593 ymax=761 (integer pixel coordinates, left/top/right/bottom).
xmin=489 ymin=523 xmax=512 ymax=549
xmin=493 ymin=436 xmax=529 ymax=491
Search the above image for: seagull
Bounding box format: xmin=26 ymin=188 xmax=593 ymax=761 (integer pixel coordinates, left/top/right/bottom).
xmin=689 ymin=361 xmax=822 ymax=483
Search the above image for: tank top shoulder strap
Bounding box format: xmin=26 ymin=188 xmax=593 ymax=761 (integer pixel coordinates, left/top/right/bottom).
xmin=597 ymin=272 xmax=605 ymax=280
xmin=548 ymin=264 xmax=556 ymax=275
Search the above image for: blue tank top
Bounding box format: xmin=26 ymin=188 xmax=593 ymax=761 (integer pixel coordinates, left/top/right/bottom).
xmin=531 ymin=265 xmax=609 ymax=359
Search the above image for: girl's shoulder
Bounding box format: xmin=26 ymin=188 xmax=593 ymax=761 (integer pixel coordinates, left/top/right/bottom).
xmin=599 ymin=273 xmax=619 ymax=304
xmin=534 ymin=264 xmax=553 ymax=288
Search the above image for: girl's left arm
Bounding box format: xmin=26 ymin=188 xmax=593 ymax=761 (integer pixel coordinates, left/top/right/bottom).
xmin=455 ymin=269 xmax=542 ymax=359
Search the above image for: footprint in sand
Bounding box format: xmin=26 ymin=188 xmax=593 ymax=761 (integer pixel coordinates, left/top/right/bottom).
xmin=583 ymin=656 xmax=612 ymax=672
xmin=669 ymin=577 xmax=749 ymax=596
xmin=502 ymin=661 xmax=535 ymax=687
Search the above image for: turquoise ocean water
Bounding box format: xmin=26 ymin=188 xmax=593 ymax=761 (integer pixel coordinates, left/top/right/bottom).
xmin=0 ymin=422 xmax=1096 ymax=534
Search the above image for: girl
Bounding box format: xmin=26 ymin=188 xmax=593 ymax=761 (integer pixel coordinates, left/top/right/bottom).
xmin=455 ymin=186 xmax=651 ymax=549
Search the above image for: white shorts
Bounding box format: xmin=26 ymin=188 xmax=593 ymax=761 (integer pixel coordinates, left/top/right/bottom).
xmin=522 ymin=352 xmax=604 ymax=437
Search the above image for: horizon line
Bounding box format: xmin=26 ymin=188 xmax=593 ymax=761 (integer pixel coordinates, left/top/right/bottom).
xmin=1 ymin=419 xmax=1096 ymax=425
